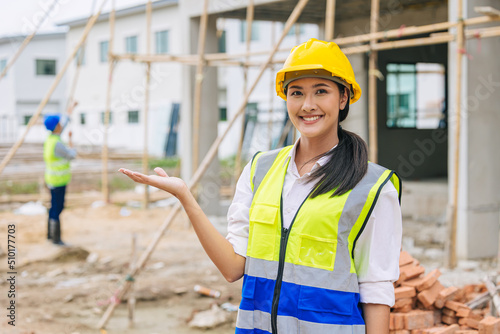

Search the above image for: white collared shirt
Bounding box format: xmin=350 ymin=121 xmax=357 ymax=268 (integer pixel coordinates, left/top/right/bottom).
xmin=226 ymin=141 xmax=402 ymax=307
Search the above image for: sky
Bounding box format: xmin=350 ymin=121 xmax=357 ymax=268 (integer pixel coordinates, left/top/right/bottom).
xmin=0 ymin=0 xmax=149 ymax=37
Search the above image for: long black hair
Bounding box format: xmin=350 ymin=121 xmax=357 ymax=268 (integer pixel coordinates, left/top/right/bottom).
xmin=306 ymin=84 xmax=368 ymax=198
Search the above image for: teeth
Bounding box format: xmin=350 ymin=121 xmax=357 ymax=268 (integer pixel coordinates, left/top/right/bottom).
xmin=302 ymin=116 xmax=321 ymax=121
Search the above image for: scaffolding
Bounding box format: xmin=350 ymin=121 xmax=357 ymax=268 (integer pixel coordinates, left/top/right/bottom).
xmin=1 ymin=0 xmax=500 ymax=329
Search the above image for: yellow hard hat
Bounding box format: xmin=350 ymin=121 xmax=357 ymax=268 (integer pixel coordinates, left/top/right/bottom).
xmin=276 ymin=38 xmax=362 ymax=104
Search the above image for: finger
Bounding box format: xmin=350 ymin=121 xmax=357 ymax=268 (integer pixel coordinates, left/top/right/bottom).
xmin=154 ymin=167 xmax=168 ymax=177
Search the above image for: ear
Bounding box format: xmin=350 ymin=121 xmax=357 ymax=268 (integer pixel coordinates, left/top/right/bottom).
xmin=340 ymin=88 xmax=349 ymax=110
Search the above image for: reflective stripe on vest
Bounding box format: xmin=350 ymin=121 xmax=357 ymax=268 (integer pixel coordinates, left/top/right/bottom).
xmin=44 ymin=134 xmax=71 ymax=187
xmin=236 ymin=146 xmax=401 ymax=334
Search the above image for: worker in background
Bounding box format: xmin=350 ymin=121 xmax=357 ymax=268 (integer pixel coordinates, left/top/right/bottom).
xmin=119 ymin=39 xmax=402 ymax=334
xmin=43 ymin=102 xmax=77 ymax=246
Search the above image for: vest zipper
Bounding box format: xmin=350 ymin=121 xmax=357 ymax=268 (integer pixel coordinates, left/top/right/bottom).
xmin=270 ymin=188 xmax=313 ymax=334
xmin=271 ymin=226 xmax=290 ymax=334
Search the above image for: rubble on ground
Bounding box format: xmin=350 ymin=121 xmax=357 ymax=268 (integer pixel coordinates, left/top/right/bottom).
xmin=391 ymin=251 xmax=500 ymax=333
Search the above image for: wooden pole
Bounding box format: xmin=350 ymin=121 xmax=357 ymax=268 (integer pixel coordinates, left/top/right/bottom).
xmin=268 ymin=21 xmax=276 ymax=150
xmin=449 ymin=0 xmax=465 ymax=269
xmin=192 ymin=0 xmax=210 ymax=175
xmin=0 ymin=0 xmax=59 ymax=81
xmin=0 ymin=0 xmax=109 ymax=176
xmin=368 ymin=0 xmax=380 ymax=163
xmin=102 ymin=0 xmax=116 ymax=203
xmin=325 ymin=0 xmax=336 ymax=40
xmin=234 ymin=0 xmax=255 ymax=185
xmin=97 ymin=0 xmax=310 ymax=328
xmin=142 ymin=0 xmax=153 ymax=209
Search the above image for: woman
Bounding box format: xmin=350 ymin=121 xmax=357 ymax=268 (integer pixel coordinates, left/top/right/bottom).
xmin=120 ymin=38 xmax=402 ymax=334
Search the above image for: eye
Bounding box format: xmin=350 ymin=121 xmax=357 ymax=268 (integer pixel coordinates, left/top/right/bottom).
xmin=290 ymin=90 xmax=302 ymax=96
xmin=316 ymin=88 xmax=328 ymax=95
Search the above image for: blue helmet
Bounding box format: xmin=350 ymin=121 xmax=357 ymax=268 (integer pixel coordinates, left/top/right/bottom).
xmin=44 ymin=114 xmax=60 ymax=131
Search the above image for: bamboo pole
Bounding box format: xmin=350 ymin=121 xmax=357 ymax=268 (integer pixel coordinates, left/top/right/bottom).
xmin=325 ymin=0 xmax=336 ymax=40
xmin=368 ymin=0 xmax=380 ymax=163
xmin=127 ymin=233 xmax=137 ymax=328
xmin=0 ymin=0 xmax=59 ymax=81
xmin=0 ymin=0 xmax=109 ymax=176
xmin=234 ymin=0 xmax=255 ymax=185
xmin=102 ymin=0 xmax=116 ymax=203
xmin=97 ymin=0 xmax=310 ymax=328
xmin=142 ymin=0 xmax=153 ymax=209
xmin=192 ymin=0 xmax=210 ymax=175
xmin=449 ymin=0 xmax=465 ymax=269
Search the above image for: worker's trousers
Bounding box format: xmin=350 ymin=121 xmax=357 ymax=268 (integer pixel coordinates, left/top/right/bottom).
xmin=49 ymin=185 xmax=66 ymax=221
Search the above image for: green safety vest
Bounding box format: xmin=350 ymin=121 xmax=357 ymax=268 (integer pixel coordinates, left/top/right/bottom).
xmin=44 ymin=134 xmax=71 ymax=187
xmin=236 ymin=145 xmax=401 ymax=334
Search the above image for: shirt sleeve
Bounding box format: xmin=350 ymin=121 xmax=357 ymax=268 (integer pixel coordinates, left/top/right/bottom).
xmin=225 ymin=161 xmax=253 ymax=257
xmin=354 ymin=181 xmax=402 ymax=307
xmin=54 ymin=141 xmax=77 ymax=160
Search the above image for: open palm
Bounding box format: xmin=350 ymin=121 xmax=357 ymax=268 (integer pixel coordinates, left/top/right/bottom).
xmin=119 ymin=167 xmax=187 ymax=198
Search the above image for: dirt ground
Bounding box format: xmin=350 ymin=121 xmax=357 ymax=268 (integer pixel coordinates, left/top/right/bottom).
xmin=0 ymin=188 xmax=498 ymax=334
xmin=0 ymin=201 xmax=242 ymax=334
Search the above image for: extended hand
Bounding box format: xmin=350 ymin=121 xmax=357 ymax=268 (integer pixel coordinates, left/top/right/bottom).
xmin=119 ymin=167 xmax=187 ymax=198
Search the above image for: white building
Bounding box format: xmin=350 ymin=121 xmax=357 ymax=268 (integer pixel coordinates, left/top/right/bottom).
xmin=58 ymin=0 xmax=181 ymax=157
xmin=0 ymin=31 xmax=67 ymax=144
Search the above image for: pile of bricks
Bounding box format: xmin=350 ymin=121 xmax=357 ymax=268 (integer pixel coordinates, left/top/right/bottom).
xmin=390 ymin=251 xmax=500 ymax=334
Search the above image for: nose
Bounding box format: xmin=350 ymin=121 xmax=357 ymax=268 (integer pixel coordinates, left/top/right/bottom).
xmin=301 ymin=94 xmax=317 ymax=113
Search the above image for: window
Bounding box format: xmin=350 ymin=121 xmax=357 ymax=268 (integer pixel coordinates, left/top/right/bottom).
xmin=100 ymin=41 xmax=109 ymax=63
xmin=219 ymin=107 xmax=227 ymax=121
xmin=101 ymin=111 xmax=112 ymax=124
xmin=386 ymin=63 xmax=446 ymax=129
xmin=240 ymin=20 xmax=259 ymax=42
xmin=125 ymin=35 xmax=138 ymax=54
xmin=218 ymin=30 xmax=226 ymax=53
xmin=23 ymin=115 xmax=32 ymax=125
xmin=0 ymin=59 xmax=6 ymax=73
xmin=36 ymin=59 xmax=56 ymax=75
xmin=286 ymin=24 xmax=305 ymax=36
xmin=155 ymin=30 xmax=169 ymax=54
xmin=76 ymin=46 xmax=86 ymax=66
xmin=128 ymin=110 xmax=139 ymax=123
xmin=80 ymin=113 xmax=86 ymax=125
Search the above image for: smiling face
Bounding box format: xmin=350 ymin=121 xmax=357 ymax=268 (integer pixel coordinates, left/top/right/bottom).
xmin=286 ymin=77 xmax=348 ymax=147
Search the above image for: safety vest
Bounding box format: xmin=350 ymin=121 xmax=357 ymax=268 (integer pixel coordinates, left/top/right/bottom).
xmin=236 ymin=146 xmax=401 ymax=334
xmin=44 ymin=134 xmax=71 ymax=187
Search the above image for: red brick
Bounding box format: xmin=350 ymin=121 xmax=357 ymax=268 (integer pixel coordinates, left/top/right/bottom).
xmin=435 ymin=287 xmax=459 ymax=309
xmin=396 ymin=286 xmax=418 ymax=299
xmin=399 ymin=251 xmax=414 ymax=266
xmin=455 ymin=331 xmax=478 ymax=334
xmin=463 ymin=318 xmax=480 ymax=330
xmin=443 ymin=308 xmax=457 ymax=317
xmin=404 ymin=310 xmax=435 ymax=330
xmin=478 ymin=316 xmax=500 ymax=334
xmin=394 ymin=304 xmax=414 ymax=313
xmin=403 ymin=277 xmax=427 ymax=289
xmin=417 ymin=269 xmax=442 ymax=292
xmin=456 ymin=307 xmax=472 ymax=318
xmin=391 ymin=313 xmax=406 ymax=330
xmin=423 ymin=324 xmax=460 ymax=333
xmin=442 ymin=315 xmax=459 ymax=325
xmin=445 ymin=301 xmax=469 ymax=312
xmin=395 ymin=298 xmax=415 ymax=309
xmin=418 ymin=281 xmax=445 ymax=308
xmin=390 ymin=330 xmax=411 ymax=334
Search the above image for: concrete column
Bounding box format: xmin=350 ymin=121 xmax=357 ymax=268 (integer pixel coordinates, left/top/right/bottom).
xmin=181 ymin=13 xmax=221 ymax=216
xmin=450 ymin=0 xmax=500 ymax=259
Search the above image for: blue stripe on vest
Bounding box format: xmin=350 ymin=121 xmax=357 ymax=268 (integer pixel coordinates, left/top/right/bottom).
xmin=240 ymin=274 xmax=364 ymax=325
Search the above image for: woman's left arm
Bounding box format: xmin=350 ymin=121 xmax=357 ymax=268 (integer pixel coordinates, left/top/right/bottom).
xmin=362 ymin=303 xmax=390 ymax=334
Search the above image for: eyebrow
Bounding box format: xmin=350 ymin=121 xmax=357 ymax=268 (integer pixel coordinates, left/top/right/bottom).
xmin=288 ymin=82 xmax=332 ymax=90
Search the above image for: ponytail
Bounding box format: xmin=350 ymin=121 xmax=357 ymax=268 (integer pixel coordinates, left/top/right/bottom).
xmin=307 ymin=84 xmax=368 ymax=198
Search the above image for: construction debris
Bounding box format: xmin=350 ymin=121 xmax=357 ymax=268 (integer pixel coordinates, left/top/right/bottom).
xmin=188 ymin=304 xmax=230 ymax=329
xmin=391 ymin=251 xmax=500 ymax=333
